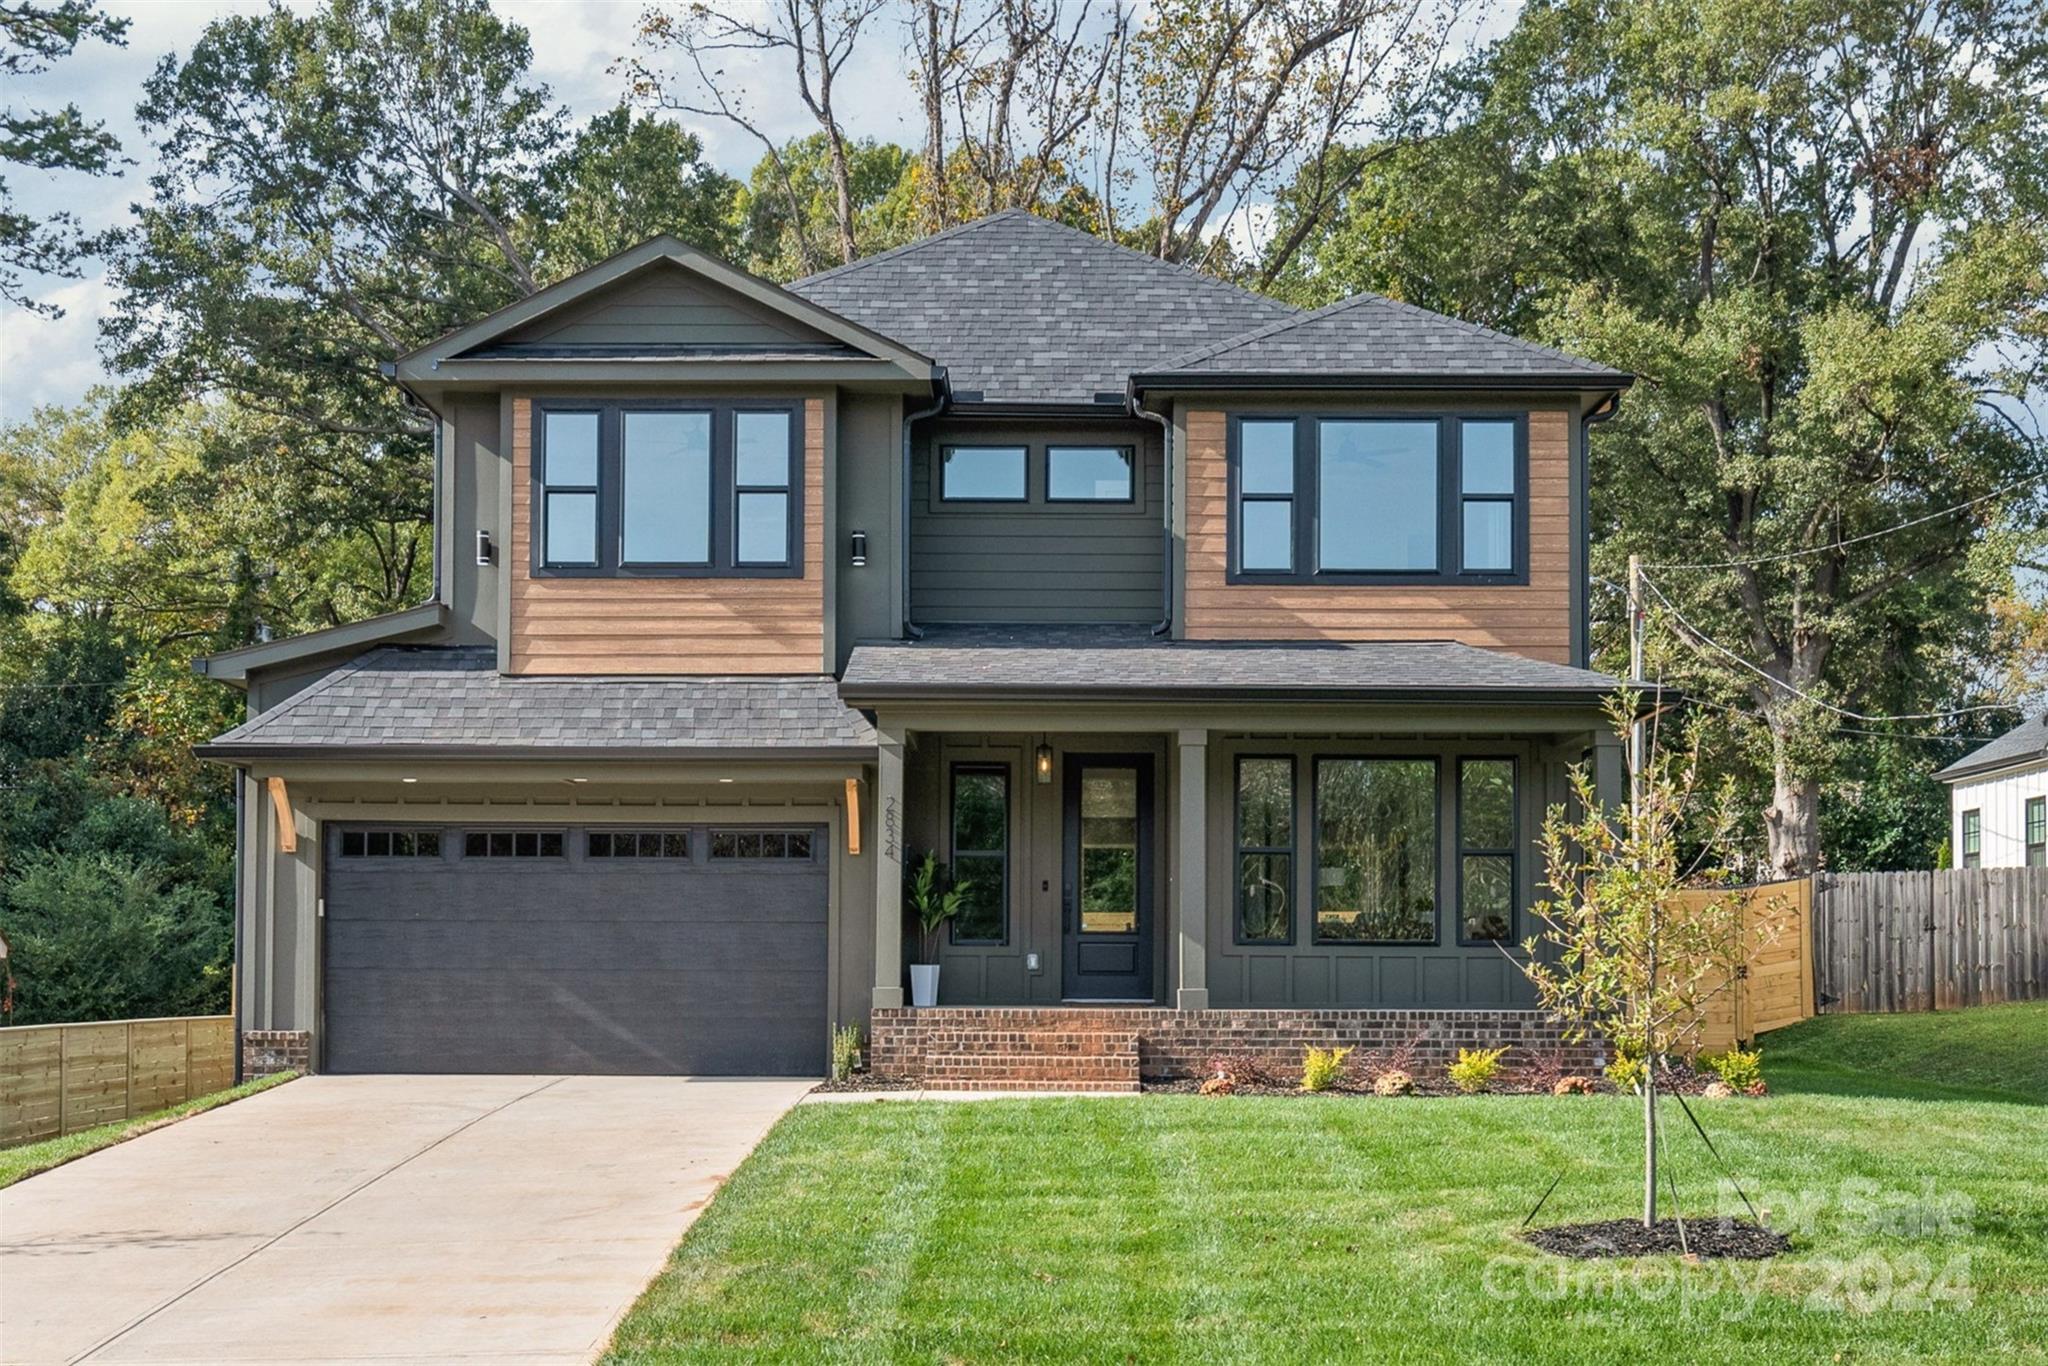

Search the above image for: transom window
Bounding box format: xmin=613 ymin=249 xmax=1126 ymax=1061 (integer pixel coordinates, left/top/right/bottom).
xmin=1457 ymin=759 xmax=1516 ymax=941
xmin=1229 ymin=414 xmax=1526 ymax=583
xmin=535 ymin=401 xmax=800 ymax=577
xmin=465 ymin=831 xmax=565 ymax=859
xmin=338 ymin=829 xmax=441 ymax=858
xmin=949 ymin=766 xmax=1009 ymax=942
xmin=1960 ymin=809 xmax=1982 ymax=868
xmin=940 ymin=445 xmax=1027 ymax=501
xmin=588 ymin=830 xmax=690 ymax=859
xmin=2028 ymin=797 xmax=2046 ymax=868
xmin=1047 ymin=446 xmax=1134 ymax=502
xmin=1313 ymin=758 xmax=1438 ymax=943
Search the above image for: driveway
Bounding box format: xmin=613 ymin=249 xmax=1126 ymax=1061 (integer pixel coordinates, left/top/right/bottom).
xmin=0 ymin=1074 xmax=812 ymax=1365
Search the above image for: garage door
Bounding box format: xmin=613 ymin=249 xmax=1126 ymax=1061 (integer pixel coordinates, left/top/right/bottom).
xmin=322 ymin=823 xmax=828 ymax=1075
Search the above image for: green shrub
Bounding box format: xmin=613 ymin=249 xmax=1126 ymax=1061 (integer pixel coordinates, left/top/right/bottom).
xmin=1447 ymin=1046 xmax=1509 ymax=1094
xmin=1299 ymin=1045 xmax=1352 ymax=1092
xmin=830 ymin=1025 xmax=862 ymax=1081
xmin=1704 ymin=1048 xmax=1764 ymax=1093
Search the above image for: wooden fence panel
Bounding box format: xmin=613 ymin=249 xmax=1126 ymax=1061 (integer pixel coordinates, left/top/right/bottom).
xmin=0 ymin=1016 xmax=236 ymax=1149
xmin=1682 ymin=878 xmax=1814 ymax=1054
xmin=1816 ymin=869 xmax=2048 ymax=1014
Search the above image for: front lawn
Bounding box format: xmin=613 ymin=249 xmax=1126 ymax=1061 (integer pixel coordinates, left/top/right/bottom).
xmin=607 ymin=1012 xmax=2048 ymax=1363
xmin=0 ymin=1070 xmax=297 ymax=1189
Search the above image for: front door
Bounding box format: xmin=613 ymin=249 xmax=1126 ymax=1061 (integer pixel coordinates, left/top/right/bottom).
xmin=1062 ymin=755 xmax=1155 ymax=1001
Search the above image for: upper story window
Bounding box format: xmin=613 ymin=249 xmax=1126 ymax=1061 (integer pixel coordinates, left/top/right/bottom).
xmin=941 ymin=445 xmax=1028 ymax=501
xmin=2027 ymin=797 xmax=2045 ymax=868
xmin=535 ymin=400 xmax=800 ymax=578
xmin=1228 ymin=414 xmax=1527 ymax=585
xmin=1047 ymin=446 xmax=1134 ymax=502
xmin=1959 ymin=809 xmax=1982 ymax=868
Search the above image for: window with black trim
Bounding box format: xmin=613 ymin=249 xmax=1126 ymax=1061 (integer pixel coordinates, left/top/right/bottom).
xmin=464 ymin=831 xmax=565 ymax=858
xmin=2028 ymin=797 xmax=2045 ymax=868
xmin=535 ymin=400 xmax=800 ymax=577
xmin=588 ymin=830 xmax=690 ymax=859
xmin=339 ymin=829 xmax=442 ymax=858
xmin=1313 ymin=758 xmax=1437 ymax=943
xmin=1960 ymin=809 xmax=1982 ymax=868
xmin=1229 ymin=414 xmax=1526 ymax=584
xmin=950 ymin=766 xmax=1008 ymax=942
xmin=1235 ymin=757 xmax=1293 ymax=943
xmin=940 ymin=445 xmax=1027 ymax=501
xmin=1047 ymin=445 xmax=1134 ymax=502
xmin=710 ymin=829 xmax=813 ymax=860
xmin=1458 ymin=759 xmax=1516 ymax=941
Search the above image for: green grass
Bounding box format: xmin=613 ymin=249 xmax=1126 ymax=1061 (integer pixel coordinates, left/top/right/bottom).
xmin=0 ymin=1071 xmax=297 ymax=1189
xmin=1764 ymin=1001 xmax=2048 ymax=1103
xmin=606 ymin=1011 xmax=2048 ymax=1364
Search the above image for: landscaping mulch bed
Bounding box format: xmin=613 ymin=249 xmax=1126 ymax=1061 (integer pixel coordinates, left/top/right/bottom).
xmin=1140 ymin=1076 xmax=1582 ymax=1097
xmin=1522 ymin=1218 xmax=1790 ymax=1260
xmin=812 ymin=1074 xmax=918 ymax=1093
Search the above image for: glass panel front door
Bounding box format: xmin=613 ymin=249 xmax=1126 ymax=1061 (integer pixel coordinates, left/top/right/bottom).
xmin=1079 ymin=768 xmax=1139 ymax=934
xmin=1063 ymin=755 xmax=1154 ymax=1000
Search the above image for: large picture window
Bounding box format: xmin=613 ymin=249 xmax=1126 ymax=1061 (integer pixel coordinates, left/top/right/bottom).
xmin=534 ymin=400 xmax=800 ymax=577
xmin=1313 ymin=758 xmax=1437 ymax=943
xmin=1235 ymin=757 xmax=1294 ymax=943
xmin=1458 ymin=759 xmax=1516 ymax=942
xmin=950 ymin=766 xmax=1009 ymax=942
xmin=1229 ymin=414 xmax=1525 ymax=584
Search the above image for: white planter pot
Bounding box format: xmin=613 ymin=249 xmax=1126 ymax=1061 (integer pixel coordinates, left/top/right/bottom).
xmin=909 ymin=963 xmax=941 ymax=1008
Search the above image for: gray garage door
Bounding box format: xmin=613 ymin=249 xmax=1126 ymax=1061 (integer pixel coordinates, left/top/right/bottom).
xmin=322 ymin=823 xmax=828 ymax=1075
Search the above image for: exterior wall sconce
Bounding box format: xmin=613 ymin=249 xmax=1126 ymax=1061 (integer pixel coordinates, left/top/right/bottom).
xmin=476 ymin=529 xmax=496 ymax=565
xmin=1035 ymin=743 xmax=1053 ymax=784
xmin=849 ymin=530 xmax=868 ymax=566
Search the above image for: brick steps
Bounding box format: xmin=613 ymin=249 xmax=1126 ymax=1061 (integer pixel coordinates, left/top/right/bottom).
xmin=916 ymin=1028 xmax=1142 ymax=1093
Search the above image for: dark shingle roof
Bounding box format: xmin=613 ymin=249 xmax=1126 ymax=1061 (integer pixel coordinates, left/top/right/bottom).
xmin=786 ymin=210 xmax=1298 ymax=404
xmin=199 ymin=647 xmax=876 ymax=757
xmin=1147 ymin=292 xmax=1630 ymax=384
xmin=840 ymin=626 xmax=1620 ymax=702
xmin=1934 ymin=713 xmax=2048 ymax=783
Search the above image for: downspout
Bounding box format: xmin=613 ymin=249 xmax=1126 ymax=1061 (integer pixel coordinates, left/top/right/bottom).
xmin=902 ymin=380 xmax=948 ymax=639
xmin=1130 ymin=387 xmax=1174 ymax=636
xmin=231 ymin=763 xmax=246 ymax=1083
xmin=1579 ymin=391 xmax=1623 ymax=670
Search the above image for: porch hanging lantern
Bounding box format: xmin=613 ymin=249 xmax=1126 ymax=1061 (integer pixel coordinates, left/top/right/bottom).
xmin=1035 ymin=743 xmax=1053 ymax=783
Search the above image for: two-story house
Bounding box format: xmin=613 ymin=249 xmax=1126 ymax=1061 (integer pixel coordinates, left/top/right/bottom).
xmin=197 ymin=211 xmax=1632 ymax=1087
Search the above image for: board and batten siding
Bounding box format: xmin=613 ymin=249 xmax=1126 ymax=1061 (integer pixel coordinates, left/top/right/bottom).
xmin=1181 ymin=407 xmax=1574 ymax=663
xmin=507 ymin=396 xmax=827 ymax=675
xmin=911 ymin=422 xmax=1164 ymax=625
xmin=495 ymin=263 xmax=840 ymax=351
xmin=1950 ymin=763 xmax=2048 ymax=868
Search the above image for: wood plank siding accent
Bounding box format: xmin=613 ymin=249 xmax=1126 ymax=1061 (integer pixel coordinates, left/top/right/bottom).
xmin=1181 ymin=408 xmax=1574 ymax=663
xmin=507 ymin=396 xmax=827 ymax=674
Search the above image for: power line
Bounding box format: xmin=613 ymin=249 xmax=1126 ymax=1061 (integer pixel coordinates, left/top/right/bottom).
xmin=1636 ymin=570 xmax=2021 ymax=723
xmin=1637 ymin=475 xmax=2046 ymax=572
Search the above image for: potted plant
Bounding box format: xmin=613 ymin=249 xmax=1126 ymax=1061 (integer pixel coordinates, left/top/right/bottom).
xmin=905 ymin=852 xmax=963 ymax=1008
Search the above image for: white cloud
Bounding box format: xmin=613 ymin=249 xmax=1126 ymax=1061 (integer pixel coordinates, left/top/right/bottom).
xmin=0 ymin=276 xmax=121 ymax=421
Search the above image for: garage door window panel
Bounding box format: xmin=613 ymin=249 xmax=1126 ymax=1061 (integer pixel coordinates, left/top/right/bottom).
xmin=464 ymin=830 xmax=566 ymax=859
xmin=338 ymin=829 xmax=442 ymax=859
xmin=588 ymin=830 xmax=691 ymax=859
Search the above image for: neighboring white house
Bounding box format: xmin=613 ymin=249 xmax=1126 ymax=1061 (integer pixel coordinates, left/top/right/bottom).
xmin=1935 ymin=713 xmax=2047 ymax=868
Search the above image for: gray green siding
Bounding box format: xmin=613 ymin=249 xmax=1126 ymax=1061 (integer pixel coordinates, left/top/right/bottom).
xmin=911 ymin=418 xmax=1163 ymax=625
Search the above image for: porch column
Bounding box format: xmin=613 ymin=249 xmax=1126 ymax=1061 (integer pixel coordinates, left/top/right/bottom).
xmin=872 ymin=724 xmax=906 ymax=1009
xmin=1174 ymin=728 xmax=1210 ymax=1010
xmin=1592 ymin=731 xmax=1627 ymax=818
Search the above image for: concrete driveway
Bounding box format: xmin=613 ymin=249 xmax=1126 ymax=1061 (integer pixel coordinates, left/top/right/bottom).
xmin=0 ymin=1074 xmax=812 ymax=1365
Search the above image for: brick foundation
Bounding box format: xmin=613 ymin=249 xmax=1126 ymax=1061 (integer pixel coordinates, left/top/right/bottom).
xmin=241 ymin=1029 xmax=311 ymax=1078
xmin=870 ymin=1008 xmax=1601 ymax=1088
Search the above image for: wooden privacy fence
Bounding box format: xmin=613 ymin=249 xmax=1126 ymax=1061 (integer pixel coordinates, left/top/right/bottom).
xmin=0 ymin=1015 xmax=234 ymax=1148
xmin=1813 ymin=868 xmax=2048 ymax=1014
xmin=1674 ymin=878 xmax=1816 ymax=1055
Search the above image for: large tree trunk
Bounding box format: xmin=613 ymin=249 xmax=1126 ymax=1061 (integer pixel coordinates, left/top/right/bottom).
xmin=1764 ymin=763 xmax=1822 ymax=880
